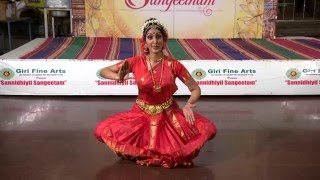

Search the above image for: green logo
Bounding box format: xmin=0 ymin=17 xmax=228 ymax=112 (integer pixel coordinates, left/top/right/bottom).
xmin=96 ymin=69 xmax=105 ymax=80
xmin=0 ymin=68 xmax=14 ymax=80
xmin=286 ymin=68 xmax=301 ymax=80
xmin=192 ymin=69 xmax=206 ymax=80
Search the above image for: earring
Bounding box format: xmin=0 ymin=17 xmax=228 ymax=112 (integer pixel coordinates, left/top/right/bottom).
xmin=144 ymin=44 xmax=149 ymax=53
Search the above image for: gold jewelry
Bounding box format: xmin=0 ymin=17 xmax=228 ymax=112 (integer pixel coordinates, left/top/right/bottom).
xmin=147 ymin=56 xmax=164 ymax=93
xmin=144 ymin=44 xmax=149 ymax=53
xmin=136 ymin=97 xmax=173 ymax=114
xmin=141 ymin=19 xmax=168 ymax=34
xmin=150 ymin=56 xmax=163 ymax=63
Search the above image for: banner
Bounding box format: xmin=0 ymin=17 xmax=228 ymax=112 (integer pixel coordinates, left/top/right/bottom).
xmin=85 ymin=0 xmax=266 ymax=38
xmin=1 ymin=60 xmax=320 ymax=95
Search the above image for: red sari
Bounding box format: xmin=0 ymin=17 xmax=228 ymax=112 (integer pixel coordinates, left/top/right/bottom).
xmin=95 ymin=55 xmax=217 ymax=168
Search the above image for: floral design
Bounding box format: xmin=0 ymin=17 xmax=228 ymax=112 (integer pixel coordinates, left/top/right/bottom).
xmin=236 ymin=0 xmax=277 ymax=38
xmin=86 ymin=0 xmax=102 ymax=36
xmin=236 ymin=0 xmax=264 ymax=38
xmin=262 ymin=0 xmax=277 ymax=38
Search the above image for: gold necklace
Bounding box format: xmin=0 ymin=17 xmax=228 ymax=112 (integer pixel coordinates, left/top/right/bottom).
xmin=147 ymin=56 xmax=164 ymax=93
xmin=151 ymin=56 xmax=164 ymax=63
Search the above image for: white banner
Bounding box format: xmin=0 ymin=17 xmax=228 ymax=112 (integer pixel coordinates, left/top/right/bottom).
xmin=1 ymin=59 xmax=320 ymax=95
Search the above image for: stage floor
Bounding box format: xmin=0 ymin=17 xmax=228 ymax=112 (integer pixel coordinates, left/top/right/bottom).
xmin=1 ymin=95 xmax=320 ymax=179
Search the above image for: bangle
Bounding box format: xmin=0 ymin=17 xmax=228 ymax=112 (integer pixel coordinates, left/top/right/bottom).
xmin=187 ymin=101 xmax=193 ymax=104
xmin=186 ymin=102 xmax=193 ymax=107
xmin=116 ymin=76 xmax=121 ymax=83
xmin=185 ymin=102 xmax=195 ymax=108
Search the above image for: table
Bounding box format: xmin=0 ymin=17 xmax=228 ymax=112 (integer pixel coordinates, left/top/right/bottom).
xmin=0 ymin=17 xmax=32 ymax=50
xmin=43 ymin=7 xmax=73 ymax=38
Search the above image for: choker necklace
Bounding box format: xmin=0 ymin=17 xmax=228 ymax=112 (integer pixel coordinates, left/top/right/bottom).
xmin=148 ymin=56 xmax=164 ymax=63
xmin=147 ymin=56 xmax=164 ymax=93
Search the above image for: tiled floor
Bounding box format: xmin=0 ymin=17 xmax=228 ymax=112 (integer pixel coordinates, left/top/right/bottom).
xmin=1 ymin=95 xmax=320 ymax=180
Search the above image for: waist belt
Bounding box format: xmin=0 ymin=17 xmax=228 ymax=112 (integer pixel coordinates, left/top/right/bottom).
xmin=136 ymin=97 xmax=173 ymax=114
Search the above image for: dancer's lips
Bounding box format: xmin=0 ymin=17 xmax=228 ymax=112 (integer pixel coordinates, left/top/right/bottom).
xmin=152 ymin=45 xmax=160 ymax=49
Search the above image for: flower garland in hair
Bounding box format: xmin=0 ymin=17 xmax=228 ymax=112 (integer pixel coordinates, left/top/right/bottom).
xmin=141 ymin=19 xmax=168 ymax=34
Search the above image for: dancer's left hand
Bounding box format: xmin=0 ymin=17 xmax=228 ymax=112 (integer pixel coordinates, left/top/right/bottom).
xmin=183 ymin=103 xmax=196 ymax=125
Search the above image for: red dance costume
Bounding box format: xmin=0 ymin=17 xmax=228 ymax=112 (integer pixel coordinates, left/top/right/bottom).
xmin=95 ymin=55 xmax=216 ymax=168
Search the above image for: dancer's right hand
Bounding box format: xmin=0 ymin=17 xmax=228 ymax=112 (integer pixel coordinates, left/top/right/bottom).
xmin=117 ymin=61 xmax=130 ymax=83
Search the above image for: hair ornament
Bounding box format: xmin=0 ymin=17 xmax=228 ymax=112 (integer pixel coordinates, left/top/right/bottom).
xmin=141 ymin=19 xmax=167 ymax=34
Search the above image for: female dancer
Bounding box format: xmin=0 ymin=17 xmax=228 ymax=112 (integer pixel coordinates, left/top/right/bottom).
xmin=95 ymin=18 xmax=217 ymax=168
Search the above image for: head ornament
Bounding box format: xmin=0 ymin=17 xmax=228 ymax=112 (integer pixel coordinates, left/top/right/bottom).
xmin=141 ymin=18 xmax=167 ymax=34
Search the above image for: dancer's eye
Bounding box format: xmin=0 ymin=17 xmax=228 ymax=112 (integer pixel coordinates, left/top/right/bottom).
xmin=147 ymin=35 xmax=153 ymax=40
xmin=155 ymin=34 xmax=163 ymax=40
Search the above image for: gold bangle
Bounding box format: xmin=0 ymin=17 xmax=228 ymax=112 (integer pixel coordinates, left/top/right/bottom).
xmin=116 ymin=76 xmax=121 ymax=83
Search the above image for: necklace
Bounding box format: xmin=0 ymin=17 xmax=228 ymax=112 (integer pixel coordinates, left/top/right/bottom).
xmin=150 ymin=56 xmax=164 ymax=63
xmin=147 ymin=56 xmax=164 ymax=93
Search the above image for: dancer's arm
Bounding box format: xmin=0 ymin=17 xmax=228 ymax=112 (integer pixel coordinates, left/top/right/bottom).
xmin=183 ymin=78 xmax=201 ymax=125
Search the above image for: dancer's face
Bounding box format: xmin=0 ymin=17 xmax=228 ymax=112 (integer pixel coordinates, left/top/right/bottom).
xmin=145 ymin=28 xmax=164 ymax=54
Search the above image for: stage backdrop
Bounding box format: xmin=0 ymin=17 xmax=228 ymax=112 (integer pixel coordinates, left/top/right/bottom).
xmin=85 ymin=0 xmax=277 ymax=38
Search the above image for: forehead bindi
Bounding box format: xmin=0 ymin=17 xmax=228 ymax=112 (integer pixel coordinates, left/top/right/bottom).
xmin=146 ymin=28 xmax=162 ymax=35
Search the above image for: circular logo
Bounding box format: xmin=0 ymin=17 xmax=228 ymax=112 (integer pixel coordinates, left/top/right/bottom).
xmin=1 ymin=68 xmax=14 ymax=80
xmin=286 ymin=68 xmax=301 ymax=80
xmin=96 ymin=69 xmax=105 ymax=80
xmin=191 ymin=69 xmax=206 ymax=80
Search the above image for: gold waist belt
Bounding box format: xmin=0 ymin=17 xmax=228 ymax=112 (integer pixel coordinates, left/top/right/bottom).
xmin=136 ymin=97 xmax=173 ymax=114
